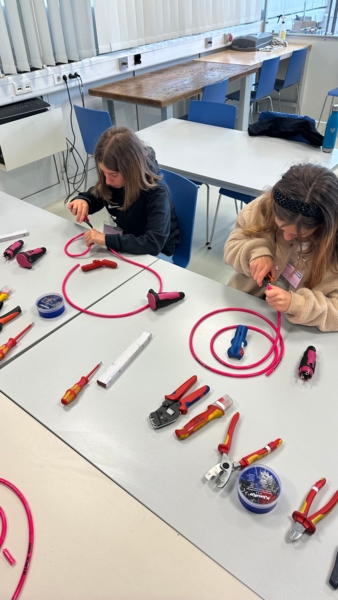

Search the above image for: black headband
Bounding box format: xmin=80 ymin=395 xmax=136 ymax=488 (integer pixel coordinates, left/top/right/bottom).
xmin=273 ymin=190 xmax=323 ymax=219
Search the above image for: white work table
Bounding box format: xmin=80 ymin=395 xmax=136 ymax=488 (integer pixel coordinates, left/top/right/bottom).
xmin=137 ymin=118 xmax=338 ymax=197
xmin=0 ymin=391 xmax=258 ymax=600
xmin=0 ymin=192 xmax=157 ymax=366
xmin=1 ymin=259 xmax=337 ymax=600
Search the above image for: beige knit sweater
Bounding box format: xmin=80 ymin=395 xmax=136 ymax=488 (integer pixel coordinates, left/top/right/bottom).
xmin=224 ymin=195 xmax=338 ymax=332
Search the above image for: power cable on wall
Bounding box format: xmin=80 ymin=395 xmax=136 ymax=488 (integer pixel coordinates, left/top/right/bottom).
xmin=62 ymin=75 xmax=86 ymax=202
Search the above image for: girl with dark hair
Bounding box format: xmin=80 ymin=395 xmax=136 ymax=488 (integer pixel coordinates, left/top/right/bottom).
xmin=67 ymin=126 xmax=180 ymax=257
xmin=224 ymin=163 xmax=338 ymax=331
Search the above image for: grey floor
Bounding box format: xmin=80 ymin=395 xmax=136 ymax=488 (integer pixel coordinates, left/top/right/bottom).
xmin=45 ymin=179 xmax=237 ymax=285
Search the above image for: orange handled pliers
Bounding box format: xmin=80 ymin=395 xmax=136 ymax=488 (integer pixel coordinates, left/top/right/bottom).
xmin=290 ymin=478 xmax=338 ymax=540
xmin=205 ymin=412 xmax=283 ymax=488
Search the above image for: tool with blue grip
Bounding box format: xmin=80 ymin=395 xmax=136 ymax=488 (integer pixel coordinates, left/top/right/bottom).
xmin=149 ymin=375 xmax=210 ymax=429
xmin=227 ymin=325 xmax=248 ymax=360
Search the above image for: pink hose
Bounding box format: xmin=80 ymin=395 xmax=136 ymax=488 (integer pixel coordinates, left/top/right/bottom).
xmin=64 ymin=232 xmax=91 ymax=257
xmin=0 ymin=479 xmax=34 ymax=600
xmin=189 ymin=308 xmax=283 ymax=378
xmin=0 ymin=506 xmax=7 ymax=549
xmin=62 ymin=232 xmax=163 ymax=317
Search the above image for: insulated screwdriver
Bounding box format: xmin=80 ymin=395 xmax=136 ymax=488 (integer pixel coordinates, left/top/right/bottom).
xmin=175 ymin=395 xmax=233 ymax=440
xmin=0 ymin=323 xmax=34 ymax=361
xmin=0 ymin=286 xmax=11 ymax=303
xmin=61 ymin=362 xmax=102 ymax=405
xmin=0 ymin=306 xmax=21 ymax=332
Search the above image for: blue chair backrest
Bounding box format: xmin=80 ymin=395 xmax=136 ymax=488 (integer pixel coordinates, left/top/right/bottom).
xmin=202 ymin=79 xmax=229 ymax=103
xmin=255 ymin=56 xmax=280 ymax=100
xmin=188 ymin=100 xmax=236 ymax=129
xmin=283 ymin=47 xmax=308 ymax=88
xmin=161 ymin=169 xmax=198 ymax=269
xmin=74 ymin=105 xmax=112 ymax=156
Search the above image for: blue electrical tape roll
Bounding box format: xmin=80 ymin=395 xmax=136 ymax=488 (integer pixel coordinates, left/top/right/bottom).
xmin=36 ymin=293 xmax=65 ymax=319
xmin=238 ymin=465 xmax=281 ymax=514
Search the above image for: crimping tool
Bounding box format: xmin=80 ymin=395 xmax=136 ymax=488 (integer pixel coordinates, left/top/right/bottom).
xmin=149 ymin=375 xmax=210 ymax=429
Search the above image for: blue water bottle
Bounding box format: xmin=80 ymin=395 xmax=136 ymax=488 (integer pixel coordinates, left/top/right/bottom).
xmin=322 ymin=104 xmax=338 ymax=153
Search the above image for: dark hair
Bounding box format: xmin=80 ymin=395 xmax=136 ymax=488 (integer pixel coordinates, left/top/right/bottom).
xmin=243 ymin=163 xmax=338 ymax=288
xmin=93 ymin=126 xmax=161 ymax=210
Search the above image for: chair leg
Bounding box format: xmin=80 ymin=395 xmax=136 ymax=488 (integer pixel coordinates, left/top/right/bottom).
xmin=208 ymin=194 xmax=222 ymax=250
xmin=278 ymin=91 xmax=281 ymax=113
xmin=318 ymin=96 xmax=328 ymax=128
xmin=234 ymin=200 xmax=239 ymax=215
xmin=268 ymin=95 xmax=273 ymax=111
xmin=295 ymin=85 xmax=299 ymax=114
xmin=204 ymin=183 xmax=210 ymax=245
xmin=84 ymin=154 xmax=89 ymax=191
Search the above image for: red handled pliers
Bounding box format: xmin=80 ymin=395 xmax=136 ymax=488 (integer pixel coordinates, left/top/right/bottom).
xmin=290 ymin=478 xmax=338 ymax=540
xmin=205 ymin=412 xmax=283 ymax=488
xmin=149 ymin=375 xmax=210 ymax=429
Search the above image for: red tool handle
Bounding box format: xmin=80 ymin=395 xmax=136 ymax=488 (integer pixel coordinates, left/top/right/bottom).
xmin=293 ymin=489 xmax=338 ymax=535
xmin=165 ymin=375 xmax=197 ymax=402
xmin=178 ymin=385 xmax=210 ymax=414
xmin=218 ymin=411 xmax=240 ymax=454
xmin=238 ymin=438 xmax=283 ymax=468
xmin=175 ymin=402 xmax=224 ymax=440
xmin=0 ymin=306 xmax=21 ymax=332
xmin=81 ymin=260 xmax=103 ymax=272
xmin=298 ymin=478 xmax=326 ymax=516
xmin=0 ymin=323 xmax=33 ymax=361
xmin=61 ymin=376 xmax=88 ymax=405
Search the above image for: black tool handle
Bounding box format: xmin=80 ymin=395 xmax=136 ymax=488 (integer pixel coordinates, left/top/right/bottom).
xmin=329 ymin=550 xmax=338 ymax=589
xmin=0 ymin=306 xmax=21 ymax=332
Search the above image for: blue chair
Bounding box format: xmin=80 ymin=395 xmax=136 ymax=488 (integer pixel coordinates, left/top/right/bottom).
xmin=273 ymin=47 xmax=307 ymax=113
xmin=74 ymin=105 xmax=112 ymax=189
xmin=161 ymin=169 xmax=198 ymax=269
xmin=187 ymin=100 xmax=237 ymax=245
xmin=318 ymin=86 xmax=338 ymax=129
xmin=227 ymin=55 xmax=280 ymax=116
xmin=202 ymin=79 xmax=229 ymax=102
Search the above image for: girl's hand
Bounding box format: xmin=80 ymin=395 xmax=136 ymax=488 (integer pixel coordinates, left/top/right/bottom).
xmin=249 ymin=256 xmax=276 ymax=287
xmin=84 ymin=229 xmax=105 ymax=247
xmin=68 ymin=199 xmax=89 ymax=223
xmin=265 ymin=286 xmax=292 ymax=312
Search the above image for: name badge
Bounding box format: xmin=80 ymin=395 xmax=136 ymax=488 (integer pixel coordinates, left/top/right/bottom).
xmin=280 ymin=263 xmax=304 ymax=289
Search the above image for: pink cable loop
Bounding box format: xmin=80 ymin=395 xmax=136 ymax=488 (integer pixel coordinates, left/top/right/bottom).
xmin=189 ymin=307 xmax=284 ymax=378
xmin=0 ymin=479 xmax=34 ymax=600
xmin=62 ymin=232 xmax=163 ymax=317
xmin=0 ymin=506 xmax=7 ymax=549
xmin=64 ymin=232 xmax=91 ymax=257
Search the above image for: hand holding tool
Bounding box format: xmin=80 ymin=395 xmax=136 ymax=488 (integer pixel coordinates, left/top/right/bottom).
xmin=264 ymin=271 xmax=274 ymax=284
xmin=205 ymin=412 xmax=282 ymax=488
xmin=0 ymin=323 xmax=33 ymax=361
xmin=61 ymin=362 xmax=102 ymax=405
xmin=16 ymin=247 xmax=46 ymax=269
xmin=147 ymin=289 xmax=185 ymax=311
xmin=0 ymin=306 xmax=21 ymax=332
xmin=227 ymin=325 xmax=248 ymax=359
xmin=290 ymin=478 xmax=338 ymax=540
xmin=81 ymin=259 xmax=117 ymax=271
xmin=83 ymin=216 xmax=93 ymax=229
xmin=175 ymin=395 xmax=233 ymax=440
xmin=3 ymin=240 xmax=24 ymax=259
xmin=149 ymin=375 xmax=210 ymax=429
xmin=298 ymin=346 xmax=316 ymax=380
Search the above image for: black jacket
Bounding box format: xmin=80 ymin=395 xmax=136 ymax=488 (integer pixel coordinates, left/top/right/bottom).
xmin=248 ymin=113 xmax=324 ymax=147
xmin=77 ymin=163 xmax=180 ymax=256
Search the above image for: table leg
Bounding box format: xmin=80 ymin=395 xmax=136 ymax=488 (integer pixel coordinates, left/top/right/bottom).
xmin=160 ymin=105 xmax=174 ymax=121
xmin=237 ymin=74 xmax=252 ymax=131
xmin=102 ymin=99 xmax=116 ymax=126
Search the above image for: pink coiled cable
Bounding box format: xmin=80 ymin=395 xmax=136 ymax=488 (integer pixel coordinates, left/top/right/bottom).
xmin=0 ymin=479 xmax=34 ymax=600
xmin=63 ymin=231 xmax=163 ymax=317
xmin=189 ymin=307 xmax=283 ymax=378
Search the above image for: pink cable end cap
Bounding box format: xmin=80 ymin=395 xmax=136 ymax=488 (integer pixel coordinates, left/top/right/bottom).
xmin=3 ymin=548 xmax=16 ymax=565
xmin=267 ymin=284 xmax=272 ymax=290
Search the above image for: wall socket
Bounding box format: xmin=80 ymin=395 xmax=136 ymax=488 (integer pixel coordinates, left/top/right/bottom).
xmin=119 ymin=57 xmax=128 ymax=71
xmin=53 ymin=74 xmax=65 ymax=86
xmin=205 ymin=37 xmax=212 ymax=48
xmin=13 ymin=80 xmax=32 ymax=95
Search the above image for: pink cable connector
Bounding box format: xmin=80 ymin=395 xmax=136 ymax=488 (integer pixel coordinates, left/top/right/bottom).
xmin=0 ymin=479 xmax=34 ymax=600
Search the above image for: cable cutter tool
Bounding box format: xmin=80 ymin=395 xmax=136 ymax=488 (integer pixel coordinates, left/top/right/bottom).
xmin=205 ymin=412 xmax=282 ymax=488
xmin=290 ymin=478 xmax=338 ymax=541
xmin=149 ymin=375 xmax=210 ymax=429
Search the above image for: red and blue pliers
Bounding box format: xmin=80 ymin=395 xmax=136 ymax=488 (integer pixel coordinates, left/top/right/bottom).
xmin=149 ymin=375 xmax=210 ymax=429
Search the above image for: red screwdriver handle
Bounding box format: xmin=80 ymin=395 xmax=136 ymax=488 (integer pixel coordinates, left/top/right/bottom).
xmin=299 ymin=478 xmax=327 ymax=516
xmin=165 ymin=375 xmax=197 ymax=402
xmin=61 ymin=376 xmax=88 ymax=405
xmin=238 ymin=438 xmax=283 ymax=468
xmin=0 ymin=339 xmax=16 ymax=361
xmin=218 ymin=411 xmax=240 ymax=454
xmin=175 ymin=402 xmax=225 ymax=440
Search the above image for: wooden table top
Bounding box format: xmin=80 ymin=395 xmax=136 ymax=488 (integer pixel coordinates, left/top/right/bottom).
xmin=197 ymin=43 xmax=310 ymax=68
xmin=89 ymin=60 xmax=257 ymax=108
